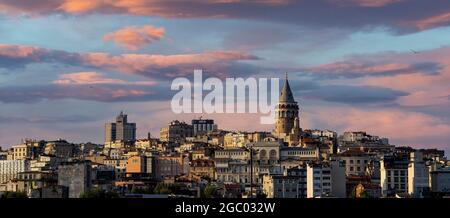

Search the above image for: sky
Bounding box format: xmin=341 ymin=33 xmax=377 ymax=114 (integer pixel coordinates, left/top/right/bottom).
xmin=0 ymin=0 xmax=449 ymax=154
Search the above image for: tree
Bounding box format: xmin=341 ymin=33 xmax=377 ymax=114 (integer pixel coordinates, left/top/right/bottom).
xmin=1 ymin=191 xmax=27 ymax=198
xmin=80 ymin=188 xmax=119 ymax=198
xmin=203 ymin=185 xmax=219 ymax=198
xmin=153 ymin=183 xmax=171 ymax=194
xmin=131 ymin=186 xmax=154 ymax=194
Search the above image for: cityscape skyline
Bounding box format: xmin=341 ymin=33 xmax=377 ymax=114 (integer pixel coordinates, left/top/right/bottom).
xmin=1 ymin=74 xmax=448 ymax=156
xmin=1 ymin=87 xmax=449 ymax=156
xmin=1 ymin=0 xmax=450 ymax=155
xmin=0 ymin=75 xmax=447 ymax=199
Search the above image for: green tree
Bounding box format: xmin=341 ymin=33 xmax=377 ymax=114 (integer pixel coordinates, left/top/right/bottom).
xmin=203 ymin=185 xmax=219 ymax=198
xmin=1 ymin=191 xmax=27 ymax=198
xmin=80 ymin=188 xmax=119 ymax=198
xmin=153 ymin=183 xmax=171 ymax=194
xmin=131 ymin=186 xmax=154 ymax=194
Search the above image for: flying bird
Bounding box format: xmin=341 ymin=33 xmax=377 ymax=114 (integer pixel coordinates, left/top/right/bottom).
xmin=410 ymin=49 xmax=420 ymax=54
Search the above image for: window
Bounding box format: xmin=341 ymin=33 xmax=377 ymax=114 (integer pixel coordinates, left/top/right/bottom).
xmin=350 ymin=160 xmax=354 ymax=164
xmin=350 ymin=167 xmax=354 ymax=171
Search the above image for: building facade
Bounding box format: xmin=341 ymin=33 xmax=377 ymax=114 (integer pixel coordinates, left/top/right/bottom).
xmin=408 ymin=152 xmax=430 ymax=198
xmin=160 ymin=120 xmax=194 ymax=144
xmin=380 ymin=154 xmax=409 ymax=197
xmin=263 ymin=167 xmax=306 ymax=198
xmin=306 ymin=160 xmax=346 ymax=198
xmin=0 ymin=159 xmax=30 ymax=184
xmin=58 ymin=161 xmax=92 ymax=198
xmin=192 ymin=119 xmax=217 ymax=136
xmin=105 ymin=111 xmax=136 ymax=146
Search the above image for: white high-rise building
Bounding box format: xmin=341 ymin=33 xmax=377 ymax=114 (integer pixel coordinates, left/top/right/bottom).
xmin=380 ymin=154 xmax=409 ymax=197
xmin=0 ymin=160 xmax=30 ymax=183
xmin=307 ymin=160 xmax=346 ymax=198
xmin=408 ymin=152 xmax=430 ymax=198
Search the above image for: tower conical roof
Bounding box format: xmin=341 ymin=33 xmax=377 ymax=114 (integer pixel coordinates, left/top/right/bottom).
xmin=280 ymin=73 xmax=295 ymax=103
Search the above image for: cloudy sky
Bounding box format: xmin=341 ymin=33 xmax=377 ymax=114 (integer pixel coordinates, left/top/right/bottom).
xmin=0 ymin=0 xmax=449 ymax=153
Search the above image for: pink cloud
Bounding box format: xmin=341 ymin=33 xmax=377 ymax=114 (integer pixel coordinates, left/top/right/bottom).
xmin=396 ymin=90 xmax=450 ymax=107
xmin=1 ymin=0 xmax=449 ymax=33
xmin=0 ymin=0 xmax=290 ymax=16
xmin=0 ymin=44 xmax=42 ymax=58
xmin=53 ymin=72 xmax=156 ymax=85
xmin=80 ymin=50 xmax=259 ymax=75
xmin=310 ymin=61 xmax=415 ymax=76
xmin=330 ymin=0 xmax=404 ymax=7
xmin=103 ymin=25 xmax=166 ymax=50
xmin=0 ymin=43 xmax=259 ymax=77
xmin=58 ymin=0 xmax=104 ymax=14
xmin=305 ymin=47 xmax=450 ymax=109
xmin=409 ymin=12 xmax=450 ymax=31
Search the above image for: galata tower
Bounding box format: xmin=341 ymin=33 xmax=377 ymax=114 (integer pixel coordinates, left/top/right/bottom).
xmin=274 ymin=73 xmax=300 ymax=143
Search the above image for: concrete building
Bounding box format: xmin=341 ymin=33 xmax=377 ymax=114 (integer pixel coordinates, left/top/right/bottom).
xmin=430 ymin=166 xmax=450 ymax=196
xmin=338 ymin=149 xmax=374 ymax=176
xmin=10 ymin=140 xmax=45 ymax=161
xmin=160 ymin=120 xmax=193 ymax=144
xmin=192 ymin=119 xmax=217 ymax=136
xmin=306 ymin=160 xmax=346 ymax=198
xmin=263 ymin=167 xmax=306 ymax=198
xmin=307 ymin=163 xmax=331 ymax=198
xmin=154 ymin=154 xmax=189 ymax=180
xmin=224 ymin=132 xmax=249 ymax=149
xmin=29 ymin=155 xmax=61 ymax=172
xmin=215 ymin=149 xmax=249 ymax=161
xmin=380 ymin=153 xmax=409 ymax=197
xmin=249 ymin=141 xmax=282 ymax=164
xmin=17 ymin=171 xmax=58 ymax=196
xmin=215 ymin=160 xmax=261 ymax=185
xmin=0 ymin=159 xmax=30 ymax=184
xmin=103 ymin=158 xmax=127 ymax=180
xmin=338 ymin=132 xmax=394 ymax=154
xmin=44 ymin=139 xmax=74 ymax=158
xmin=346 ymin=175 xmax=381 ymax=198
xmin=105 ymin=111 xmax=136 ymax=146
xmin=58 ymin=161 xmax=92 ymax=198
xmin=408 ymin=152 xmax=430 ymax=198
xmin=126 ymin=155 xmax=147 ymax=174
xmin=11 ymin=144 xmax=33 ymax=160
xmin=280 ymin=147 xmax=319 ymax=161
xmin=189 ymin=159 xmax=215 ymax=180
